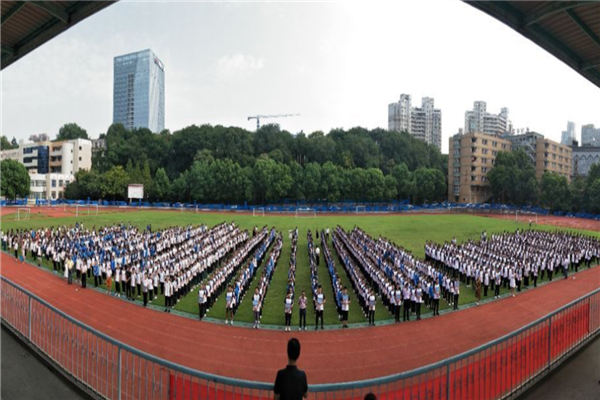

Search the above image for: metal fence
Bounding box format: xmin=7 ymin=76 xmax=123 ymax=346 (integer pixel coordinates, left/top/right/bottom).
xmin=1 ymin=276 xmax=599 ymax=400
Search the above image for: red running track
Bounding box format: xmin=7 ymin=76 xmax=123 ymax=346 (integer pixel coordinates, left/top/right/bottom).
xmin=1 ymin=253 xmax=599 ymax=384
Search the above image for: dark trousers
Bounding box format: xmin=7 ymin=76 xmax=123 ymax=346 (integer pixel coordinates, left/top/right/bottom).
xmin=143 ymin=292 xmax=148 ymax=307
xmin=82 ymin=276 xmax=87 ymax=288
xmin=137 ymin=284 xmax=141 ymax=296
xmin=548 ymin=270 xmax=553 ymax=281
xmin=67 ymin=270 xmax=72 ymax=285
xmin=394 ymin=304 xmax=401 ymax=322
xmin=161 ymin=283 xmax=164 ymax=295
xmin=494 ymin=284 xmax=500 ymax=297
xmin=433 ymin=299 xmax=439 ymax=316
xmin=484 ymin=285 xmax=488 ymax=297
xmin=403 ymin=301 xmax=411 ymax=321
xmin=416 ymin=302 xmax=421 ymax=320
xmin=315 ymin=310 xmax=324 ymax=329
xmin=94 ymin=276 xmax=99 ymax=287
xmin=198 ymin=303 xmax=205 ymax=319
xmin=368 ymin=310 xmax=375 ymax=325
xmin=453 ymin=294 xmax=459 ymax=310
xmin=285 ymin=313 xmax=292 ymax=327
xmin=533 ymin=275 xmax=538 ymax=287
xmin=115 ymin=282 xmax=120 ymax=294
xmin=299 ymin=309 xmax=306 ymax=328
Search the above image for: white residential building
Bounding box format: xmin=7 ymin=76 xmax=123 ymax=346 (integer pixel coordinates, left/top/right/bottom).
xmin=581 ymin=124 xmax=600 ymax=147
xmin=464 ymin=101 xmax=512 ymax=136
xmin=0 ymin=138 xmax=91 ymax=200
xmin=560 ymin=121 xmax=576 ymax=145
xmin=388 ymin=94 xmax=442 ymax=150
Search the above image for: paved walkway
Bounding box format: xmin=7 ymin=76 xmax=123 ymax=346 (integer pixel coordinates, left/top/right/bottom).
xmin=519 ymin=335 xmax=600 ymax=400
xmin=1 ymin=326 xmax=84 ymax=400
xmin=1 ymin=253 xmax=599 ymax=384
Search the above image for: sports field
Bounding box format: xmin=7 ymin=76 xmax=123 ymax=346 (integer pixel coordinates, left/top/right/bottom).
xmin=3 ymin=208 xmax=599 ymax=327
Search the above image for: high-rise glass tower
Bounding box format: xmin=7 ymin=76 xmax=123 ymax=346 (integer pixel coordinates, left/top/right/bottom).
xmin=113 ymin=49 xmax=165 ymax=133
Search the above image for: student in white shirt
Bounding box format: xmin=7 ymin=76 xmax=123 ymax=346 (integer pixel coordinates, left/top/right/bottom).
xmin=198 ymin=286 xmax=207 ymax=320
xmin=315 ymin=286 xmax=325 ymax=330
xmin=284 ymin=293 xmax=293 ymax=332
xmin=249 ymin=288 xmax=261 ymax=329
xmin=368 ymin=290 xmax=376 ymax=327
xmin=225 ymin=285 xmax=235 ymax=325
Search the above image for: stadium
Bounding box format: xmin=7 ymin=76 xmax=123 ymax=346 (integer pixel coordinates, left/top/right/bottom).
xmin=2 ymin=2 xmax=600 ymax=400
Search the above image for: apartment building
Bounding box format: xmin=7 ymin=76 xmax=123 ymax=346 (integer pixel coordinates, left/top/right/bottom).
xmin=388 ymin=94 xmax=442 ymax=150
xmin=449 ymin=131 xmax=572 ymax=204
xmin=0 ymin=138 xmax=91 ymax=200
xmin=533 ymin=138 xmax=572 ymax=181
xmin=448 ymin=132 xmax=512 ymax=203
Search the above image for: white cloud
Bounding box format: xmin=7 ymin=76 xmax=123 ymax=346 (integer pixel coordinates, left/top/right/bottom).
xmin=214 ymin=54 xmax=265 ymax=82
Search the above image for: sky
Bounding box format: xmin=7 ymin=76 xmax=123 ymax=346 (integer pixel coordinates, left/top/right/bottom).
xmin=2 ymin=0 xmax=599 ymax=154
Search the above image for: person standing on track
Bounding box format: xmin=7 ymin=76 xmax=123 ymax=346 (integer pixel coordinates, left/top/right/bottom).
xmin=298 ymin=290 xmax=307 ymax=331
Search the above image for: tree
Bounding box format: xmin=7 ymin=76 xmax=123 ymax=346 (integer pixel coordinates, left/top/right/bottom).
xmin=488 ymin=150 xmax=537 ymax=205
xmin=540 ymin=172 xmax=571 ymax=212
xmin=170 ymin=171 xmax=191 ymax=203
xmin=0 ymin=160 xmax=30 ymax=200
xmin=383 ymin=174 xmax=398 ymax=201
xmin=321 ymin=162 xmax=342 ymax=202
xmin=391 ymin=163 xmax=415 ymax=202
xmin=1 ymin=136 xmax=17 ymax=150
xmin=586 ymin=178 xmax=600 ymax=214
xmin=413 ymin=168 xmax=446 ymax=204
xmin=150 ymin=168 xmax=171 ymax=202
xmin=56 ymin=123 xmax=88 ymax=141
xmin=569 ymin=176 xmax=587 ymax=212
xmin=303 ymin=162 xmax=322 ymax=200
xmin=363 ymin=168 xmax=385 ymax=202
xmin=102 ymin=166 xmax=128 ymax=200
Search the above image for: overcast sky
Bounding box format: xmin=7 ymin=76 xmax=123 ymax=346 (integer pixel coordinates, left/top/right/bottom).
xmin=2 ymin=0 xmax=599 ymax=153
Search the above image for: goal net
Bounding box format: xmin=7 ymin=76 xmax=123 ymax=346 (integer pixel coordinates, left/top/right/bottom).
xmin=76 ymin=204 xmax=99 ymax=217
xmin=253 ymin=207 xmax=265 ymax=217
xmin=295 ymin=208 xmax=316 ymax=218
xmin=17 ymin=208 xmax=31 ymax=221
xmin=516 ymin=211 xmax=537 ymax=226
xmin=355 ymin=205 xmax=367 ymax=214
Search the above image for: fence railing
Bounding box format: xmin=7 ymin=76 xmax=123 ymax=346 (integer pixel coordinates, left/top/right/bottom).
xmin=1 ymin=276 xmax=599 ymax=400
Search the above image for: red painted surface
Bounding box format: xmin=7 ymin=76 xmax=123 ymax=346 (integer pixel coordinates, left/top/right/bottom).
xmin=2 ymin=252 xmax=598 ymax=387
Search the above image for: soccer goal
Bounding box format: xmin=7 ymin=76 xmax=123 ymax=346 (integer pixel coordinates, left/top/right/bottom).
xmin=355 ymin=205 xmax=367 ymax=214
xmin=516 ymin=211 xmax=537 ymax=226
xmin=253 ymin=207 xmax=265 ymax=217
xmin=17 ymin=208 xmax=31 ymax=221
xmin=76 ymin=204 xmax=99 ymax=217
xmin=295 ymin=208 xmax=316 ymax=218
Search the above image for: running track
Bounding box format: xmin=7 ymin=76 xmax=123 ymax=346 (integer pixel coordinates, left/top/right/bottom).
xmin=1 ymin=253 xmax=599 ymax=384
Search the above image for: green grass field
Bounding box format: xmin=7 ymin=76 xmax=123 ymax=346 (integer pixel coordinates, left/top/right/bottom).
xmin=3 ymin=209 xmax=599 ymax=328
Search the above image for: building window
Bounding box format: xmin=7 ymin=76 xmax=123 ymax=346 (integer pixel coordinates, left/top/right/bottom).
xmin=79 ymin=146 xmax=82 ymax=150
xmin=51 ymin=180 xmax=56 ymax=187
xmin=79 ymin=157 xmax=82 ymax=161
xmin=492 ymin=142 xmax=497 ymax=147
xmin=471 ymin=176 xmax=477 ymax=181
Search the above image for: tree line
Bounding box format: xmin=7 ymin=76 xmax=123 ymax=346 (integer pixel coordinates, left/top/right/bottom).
xmin=488 ymin=149 xmax=600 ymax=214
xmin=61 ymin=122 xmax=449 ymax=204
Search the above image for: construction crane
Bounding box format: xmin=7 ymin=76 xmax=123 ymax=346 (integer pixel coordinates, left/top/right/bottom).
xmin=247 ymin=114 xmax=300 ymax=130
